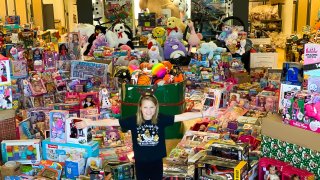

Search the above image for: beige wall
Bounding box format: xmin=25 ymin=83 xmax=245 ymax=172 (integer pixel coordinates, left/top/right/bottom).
xmin=0 ymin=0 xmax=7 ymax=22
xmin=16 ymin=0 xmax=27 ymax=24
xmin=32 ymin=0 xmax=43 ymax=29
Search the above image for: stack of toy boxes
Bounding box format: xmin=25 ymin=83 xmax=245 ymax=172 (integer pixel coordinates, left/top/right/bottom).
xmin=42 ymin=110 xmax=99 ymax=179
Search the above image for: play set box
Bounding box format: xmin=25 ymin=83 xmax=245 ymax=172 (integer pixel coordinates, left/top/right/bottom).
xmin=197 ymin=155 xmax=247 ymax=180
xmin=1 ymin=139 xmax=41 ymax=164
xmin=41 ymin=139 xmax=99 ymax=163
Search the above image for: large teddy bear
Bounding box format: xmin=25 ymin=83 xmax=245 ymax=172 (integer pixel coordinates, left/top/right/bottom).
xmin=197 ymin=41 xmax=227 ymax=60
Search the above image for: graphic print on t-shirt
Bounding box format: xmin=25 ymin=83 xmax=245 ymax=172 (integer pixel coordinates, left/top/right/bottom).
xmin=136 ymin=124 xmax=159 ymax=146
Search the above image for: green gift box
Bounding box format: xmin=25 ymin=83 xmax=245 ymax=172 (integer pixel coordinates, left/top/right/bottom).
xmin=120 ymin=81 xmax=186 ymax=139
xmin=261 ymin=135 xmax=320 ymax=178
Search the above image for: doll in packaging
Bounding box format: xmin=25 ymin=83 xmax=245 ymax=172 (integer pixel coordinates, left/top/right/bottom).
xmin=29 ymin=73 xmax=47 ymax=96
xmin=265 ymin=165 xmax=280 ymax=180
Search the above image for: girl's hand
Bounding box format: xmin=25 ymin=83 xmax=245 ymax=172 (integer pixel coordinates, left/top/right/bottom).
xmin=75 ymin=119 xmax=93 ymax=129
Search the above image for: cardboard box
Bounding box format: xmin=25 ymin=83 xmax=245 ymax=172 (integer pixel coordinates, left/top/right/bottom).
xmin=1 ymin=162 xmax=21 ymax=179
xmin=261 ymin=114 xmax=319 ymax=178
xmin=42 ymin=139 xmax=99 ymax=162
xmin=261 ymin=114 xmax=320 ymax=151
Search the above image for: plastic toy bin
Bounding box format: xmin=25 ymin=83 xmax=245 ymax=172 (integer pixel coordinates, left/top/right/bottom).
xmin=121 ymin=81 xmax=186 ymax=139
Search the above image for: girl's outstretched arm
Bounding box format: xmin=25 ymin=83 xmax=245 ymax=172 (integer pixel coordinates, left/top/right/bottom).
xmin=174 ymin=111 xmax=203 ymax=122
xmin=76 ymin=118 xmax=120 ymax=129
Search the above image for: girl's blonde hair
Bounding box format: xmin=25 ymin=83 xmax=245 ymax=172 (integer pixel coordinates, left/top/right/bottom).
xmin=136 ymin=95 xmax=159 ymax=126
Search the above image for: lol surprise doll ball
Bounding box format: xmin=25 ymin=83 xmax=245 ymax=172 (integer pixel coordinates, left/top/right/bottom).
xmin=151 ymin=63 xmax=167 ymax=79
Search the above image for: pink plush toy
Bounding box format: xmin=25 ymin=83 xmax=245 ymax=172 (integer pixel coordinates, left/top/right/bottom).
xmin=305 ymin=102 xmax=320 ymax=120
xmin=187 ymin=20 xmax=202 ymax=53
xmin=89 ymin=33 xmax=109 ymax=56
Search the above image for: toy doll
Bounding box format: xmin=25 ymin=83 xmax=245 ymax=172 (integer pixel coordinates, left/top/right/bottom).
xmin=83 ymin=95 xmax=96 ymax=108
xmin=59 ymin=43 xmax=70 ymax=60
xmin=0 ymin=61 xmax=8 ymax=82
xmin=258 ymin=96 xmax=266 ymax=110
xmin=33 ymin=48 xmax=42 ymax=60
xmin=30 ymin=73 xmax=47 ymax=95
xmin=265 ymin=97 xmax=275 ymax=112
xmin=229 ymin=94 xmax=238 ymax=107
xmin=266 ymin=166 xmax=280 ymax=180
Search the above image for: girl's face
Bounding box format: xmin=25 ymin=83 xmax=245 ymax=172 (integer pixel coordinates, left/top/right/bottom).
xmin=141 ymin=99 xmax=156 ymax=120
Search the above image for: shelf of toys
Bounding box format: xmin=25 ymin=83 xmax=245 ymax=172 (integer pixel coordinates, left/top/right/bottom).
xmin=0 ymin=1 xmax=319 ymax=179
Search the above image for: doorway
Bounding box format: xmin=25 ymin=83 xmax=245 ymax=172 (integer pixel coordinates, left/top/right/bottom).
xmin=42 ymin=4 xmax=55 ymax=30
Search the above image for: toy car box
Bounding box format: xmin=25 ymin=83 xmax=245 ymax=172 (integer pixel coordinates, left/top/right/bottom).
xmin=197 ymin=155 xmax=247 ymax=180
xmin=42 ymin=139 xmax=99 ymax=162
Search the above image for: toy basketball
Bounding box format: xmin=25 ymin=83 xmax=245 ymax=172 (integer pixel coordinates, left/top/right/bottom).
xmin=161 ymin=61 xmax=173 ymax=72
xmin=151 ymin=63 xmax=167 ymax=79
xmin=137 ymin=74 xmax=151 ymax=85
xmin=128 ymin=64 xmax=138 ymax=74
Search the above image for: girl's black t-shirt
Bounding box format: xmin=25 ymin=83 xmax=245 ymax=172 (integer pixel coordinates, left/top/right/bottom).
xmin=119 ymin=113 xmax=174 ymax=162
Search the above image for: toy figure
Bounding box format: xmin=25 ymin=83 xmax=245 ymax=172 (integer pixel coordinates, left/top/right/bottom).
xmin=229 ymin=94 xmax=238 ymax=107
xmin=10 ymin=47 xmax=18 ymax=60
xmin=266 ymin=166 xmax=280 ymax=180
xmin=33 ymin=48 xmax=42 ymax=60
xmin=0 ymin=61 xmax=8 ymax=82
xmin=30 ymin=73 xmax=47 ymax=95
xmin=83 ymin=95 xmax=96 ymax=108
xmin=59 ymin=43 xmax=70 ymax=60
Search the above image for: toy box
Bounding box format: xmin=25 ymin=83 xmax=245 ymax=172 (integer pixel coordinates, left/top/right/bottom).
xmin=0 ymin=59 xmax=11 ymax=85
xmin=79 ymin=92 xmax=100 ymax=112
xmin=278 ymin=83 xmax=301 ymax=113
xmin=11 ymin=59 xmax=28 ymax=79
xmin=35 ymin=160 xmax=63 ymax=180
xmin=282 ymin=165 xmax=315 ymax=180
xmin=66 ymin=117 xmax=93 ymax=145
xmin=261 ymin=135 xmax=320 ymax=178
xmin=70 ymin=60 xmax=108 ymax=85
xmin=281 ymin=62 xmax=303 ymax=86
xmin=197 ymin=155 xmax=247 ymax=180
xmin=42 ymin=138 xmax=99 ymax=162
xmin=207 ymin=142 xmax=249 ymax=162
xmin=65 ymin=158 xmax=86 ymax=179
xmin=283 ymin=92 xmax=320 ymax=133
xmin=104 ymin=162 xmax=135 ymax=180
xmin=1 ymin=139 xmax=41 ymax=164
xmin=0 ymin=85 xmax=12 ymax=110
xmin=258 ymin=157 xmax=288 ymax=180
xmin=0 ymin=161 xmax=21 ymax=179
xmin=49 ymin=110 xmax=69 ymax=143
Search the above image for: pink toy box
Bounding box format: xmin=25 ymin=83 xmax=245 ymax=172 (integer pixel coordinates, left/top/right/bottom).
xmin=282 ymin=91 xmax=320 ymax=133
xmin=1 ymin=139 xmax=41 ymax=164
xmin=258 ymin=157 xmax=289 ymax=180
xmin=49 ymin=110 xmax=69 ymax=143
xmin=282 ymin=166 xmax=315 ymax=180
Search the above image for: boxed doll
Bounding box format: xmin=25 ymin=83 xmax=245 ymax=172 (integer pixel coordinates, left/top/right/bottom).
xmin=0 ymin=85 xmax=12 ymax=110
xmin=0 ymin=58 xmax=11 ymax=85
xmin=79 ymin=92 xmax=100 ymax=112
xmin=66 ymin=117 xmax=93 ymax=145
xmin=1 ymin=139 xmax=41 ymax=164
xmin=42 ymin=138 xmax=99 ymax=162
xmin=49 ymin=110 xmax=69 ymax=143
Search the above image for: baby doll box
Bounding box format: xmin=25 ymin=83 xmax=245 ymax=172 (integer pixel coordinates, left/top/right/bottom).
xmin=121 ymin=81 xmax=186 ymax=139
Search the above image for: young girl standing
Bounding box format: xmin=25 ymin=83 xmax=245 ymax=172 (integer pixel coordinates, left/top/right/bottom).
xmin=76 ymin=94 xmax=202 ymax=179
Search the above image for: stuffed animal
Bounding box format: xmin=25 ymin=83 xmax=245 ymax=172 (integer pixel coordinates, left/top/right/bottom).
xmin=111 ymin=23 xmax=134 ymax=49
xmin=166 ymin=17 xmax=186 ymax=40
xmin=147 ymin=34 xmax=165 ymax=60
xmin=152 ymin=27 xmax=166 ymax=46
xmin=172 ymin=0 xmax=188 ymax=20
xmin=164 ymin=37 xmax=187 ymax=59
xmin=84 ymin=25 xmax=107 ymax=55
xmin=148 ymin=45 xmax=162 ymax=65
xmin=186 ymin=20 xmax=202 ymax=53
xmin=236 ymin=39 xmax=246 ymax=55
xmin=89 ymin=33 xmax=109 ymax=56
xmin=115 ymin=56 xmax=130 ymax=66
xmin=10 ymin=47 xmax=18 ymax=60
xmin=197 ymin=41 xmax=227 ymax=60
